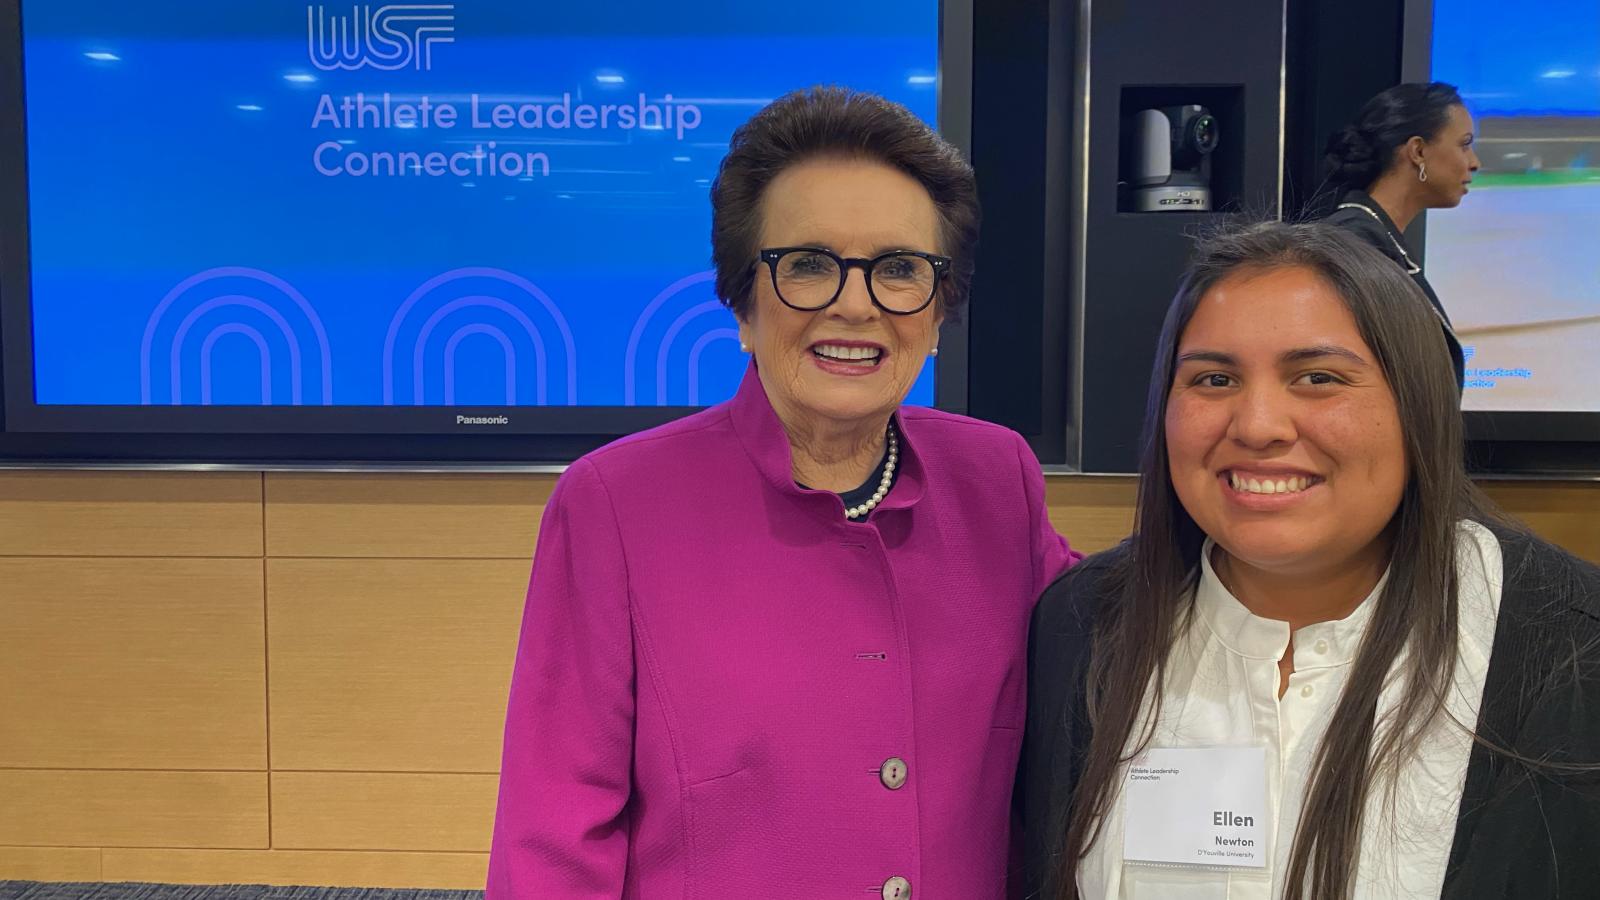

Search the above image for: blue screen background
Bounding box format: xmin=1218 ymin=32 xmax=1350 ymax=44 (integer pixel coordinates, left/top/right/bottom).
xmin=21 ymin=2 xmax=940 ymax=407
xmin=1427 ymin=0 xmax=1600 ymax=412
xmin=1432 ymin=0 xmax=1600 ymax=115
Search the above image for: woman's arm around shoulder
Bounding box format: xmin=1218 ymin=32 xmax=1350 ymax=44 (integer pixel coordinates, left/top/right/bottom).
xmin=487 ymin=457 xmax=635 ymax=898
xmin=1016 ymin=545 xmax=1127 ymax=899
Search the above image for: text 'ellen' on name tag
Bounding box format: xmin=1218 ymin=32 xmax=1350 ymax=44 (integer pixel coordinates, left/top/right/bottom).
xmin=1123 ymin=746 xmax=1268 ymax=869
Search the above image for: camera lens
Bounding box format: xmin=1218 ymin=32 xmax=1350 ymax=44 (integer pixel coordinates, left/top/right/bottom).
xmin=1189 ymin=114 xmax=1219 ymax=154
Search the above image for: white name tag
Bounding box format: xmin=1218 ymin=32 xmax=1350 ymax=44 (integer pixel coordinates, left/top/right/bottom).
xmin=1123 ymin=746 xmax=1268 ymax=869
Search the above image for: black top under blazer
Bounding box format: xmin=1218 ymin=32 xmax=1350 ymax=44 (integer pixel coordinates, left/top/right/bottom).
xmin=1018 ymin=526 xmax=1600 ymax=899
xmin=1324 ymin=190 xmax=1467 ymax=386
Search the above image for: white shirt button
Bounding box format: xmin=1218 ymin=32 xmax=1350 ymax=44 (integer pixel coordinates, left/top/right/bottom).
xmin=1301 ymin=685 xmax=1314 ymax=699
xmin=880 ymin=757 xmax=907 ymax=790
xmin=1314 ymin=639 xmax=1329 ymax=654
xmin=882 ymin=876 xmax=911 ymax=899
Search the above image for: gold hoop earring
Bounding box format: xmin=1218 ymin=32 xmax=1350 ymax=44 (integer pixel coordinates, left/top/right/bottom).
xmin=1418 ymin=162 xmax=1428 ymax=183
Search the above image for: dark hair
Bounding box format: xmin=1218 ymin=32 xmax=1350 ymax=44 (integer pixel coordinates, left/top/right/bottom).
xmin=1324 ymin=82 xmax=1465 ymax=190
xmin=710 ymin=86 xmax=980 ymax=321
xmin=1057 ymin=221 xmax=1501 ymax=899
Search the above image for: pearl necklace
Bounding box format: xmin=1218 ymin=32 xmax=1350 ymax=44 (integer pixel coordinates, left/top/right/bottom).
xmin=844 ymin=423 xmax=899 ymax=520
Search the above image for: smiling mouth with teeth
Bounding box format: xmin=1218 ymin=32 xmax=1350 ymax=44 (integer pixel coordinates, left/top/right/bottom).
xmin=812 ymin=344 xmax=883 ymax=365
xmin=1227 ymin=471 xmax=1319 ymax=495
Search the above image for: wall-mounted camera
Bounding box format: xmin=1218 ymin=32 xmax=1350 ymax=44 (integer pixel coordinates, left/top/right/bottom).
xmin=1123 ymin=104 xmax=1218 ymax=211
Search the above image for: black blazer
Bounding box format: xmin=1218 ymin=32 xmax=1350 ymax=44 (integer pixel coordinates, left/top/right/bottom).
xmin=1323 ymin=190 xmax=1466 ymax=386
xmin=1018 ymin=527 xmax=1600 ymax=899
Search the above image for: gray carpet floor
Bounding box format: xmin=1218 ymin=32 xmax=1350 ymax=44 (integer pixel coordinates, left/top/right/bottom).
xmin=0 ymin=886 xmax=482 ymax=900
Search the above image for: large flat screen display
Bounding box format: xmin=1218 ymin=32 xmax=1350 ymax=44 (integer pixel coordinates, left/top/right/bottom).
xmin=1427 ymin=0 xmax=1599 ymax=413
xmin=5 ymin=1 xmax=940 ymax=432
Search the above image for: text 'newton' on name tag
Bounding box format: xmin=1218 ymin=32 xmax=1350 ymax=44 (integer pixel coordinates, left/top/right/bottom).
xmin=1123 ymin=746 xmax=1268 ymax=869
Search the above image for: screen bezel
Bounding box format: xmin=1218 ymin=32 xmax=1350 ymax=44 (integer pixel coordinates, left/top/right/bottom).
xmin=0 ymin=0 xmax=973 ymax=463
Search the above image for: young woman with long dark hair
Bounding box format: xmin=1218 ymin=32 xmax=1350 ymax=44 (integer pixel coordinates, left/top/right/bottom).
xmin=1019 ymin=221 xmax=1600 ymax=899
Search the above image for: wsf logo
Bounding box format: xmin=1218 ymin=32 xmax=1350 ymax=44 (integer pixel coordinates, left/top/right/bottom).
xmin=307 ymin=4 xmax=456 ymax=71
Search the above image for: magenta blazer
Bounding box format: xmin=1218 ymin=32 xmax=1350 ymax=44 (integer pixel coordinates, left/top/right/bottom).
xmin=487 ymin=364 xmax=1078 ymax=898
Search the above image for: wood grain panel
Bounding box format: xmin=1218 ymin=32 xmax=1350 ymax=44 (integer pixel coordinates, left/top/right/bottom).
xmin=268 ymin=559 xmax=527 ymax=772
xmin=0 ymin=771 xmax=267 ymax=848
xmin=272 ymin=772 xmax=498 ymax=852
xmin=265 ymin=473 xmax=552 ymax=558
xmin=1045 ymin=475 xmax=1138 ymax=555
xmin=0 ymin=471 xmax=261 ymax=557
xmin=101 ymin=849 xmax=488 ymax=889
xmin=0 ymin=846 xmax=102 ymax=881
xmin=0 ymin=558 xmax=267 ymax=769
xmin=1482 ymin=481 xmax=1600 ymax=564
xmin=1043 ymin=476 xmax=1600 ymax=562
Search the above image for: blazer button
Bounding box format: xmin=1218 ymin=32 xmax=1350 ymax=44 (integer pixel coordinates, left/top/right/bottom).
xmin=880 ymin=757 xmax=907 ymax=790
xmin=882 ymin=875 xmax=911 ymax=899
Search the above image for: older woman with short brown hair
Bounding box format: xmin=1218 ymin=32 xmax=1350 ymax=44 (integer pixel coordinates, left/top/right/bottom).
xmin=488 ymin=86 xmax=1079 ymax=898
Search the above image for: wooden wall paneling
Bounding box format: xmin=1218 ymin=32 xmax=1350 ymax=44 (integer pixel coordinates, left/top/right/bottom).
xmin=0 ymin=467 xmax=1594 ymax=894
xmin=0 ymin=471 xmax=262 ymax=557
xmin=1040 ymin=476 xmax=1600 ymax=563
xmin=0 ymin=847 xmax=102 ymax=881
xmin=1045 ymin=475 xmax=1138 ymax=554
xmin=264 ymin=473 xmax=552 ymax=559
xmin=0 ymin=558 xmax=267 ymax=769
xmin=100 ymin=849 xmax=488 ymax=890
xmin=0 ymin=771 xmax=267 ymax=848
xmin=1482 ymin=481 xmax=1600 ymax=564
xmin=271 ymin=772 xmax=498 ymax=852
xmin=267 ymin=558 xmax=529 ymax=772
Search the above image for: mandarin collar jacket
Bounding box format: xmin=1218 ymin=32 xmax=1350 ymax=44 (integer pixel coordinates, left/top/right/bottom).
xmin=489 ymin=363 xmax=1078 ymax=898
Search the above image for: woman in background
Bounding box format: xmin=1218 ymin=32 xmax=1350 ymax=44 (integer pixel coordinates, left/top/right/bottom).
xmin=1323 ymin=82 xmax=1480 ymax=384
xmin=488 ymin=87 xmax=1077 ymax=898
xmin=1020 ymin=221 xmax=1600 ymax=899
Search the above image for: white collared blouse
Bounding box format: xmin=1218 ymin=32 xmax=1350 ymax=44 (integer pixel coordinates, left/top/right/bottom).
xmin=1079 ymin=520 xmax=1505 ymax=900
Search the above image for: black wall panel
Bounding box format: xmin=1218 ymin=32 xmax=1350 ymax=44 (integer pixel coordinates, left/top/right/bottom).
xmin=1073 ymin=0 xmax=1287 ymax=472
xmin=965 ymin=0 xmax=1076 ymax=463
xmin=1281 ymin=0 xmax=1405 ymax=219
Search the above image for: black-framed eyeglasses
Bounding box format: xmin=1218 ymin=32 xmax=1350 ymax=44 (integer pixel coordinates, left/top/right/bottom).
xmin=757 ymin=246 xmax=951 ymax=315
